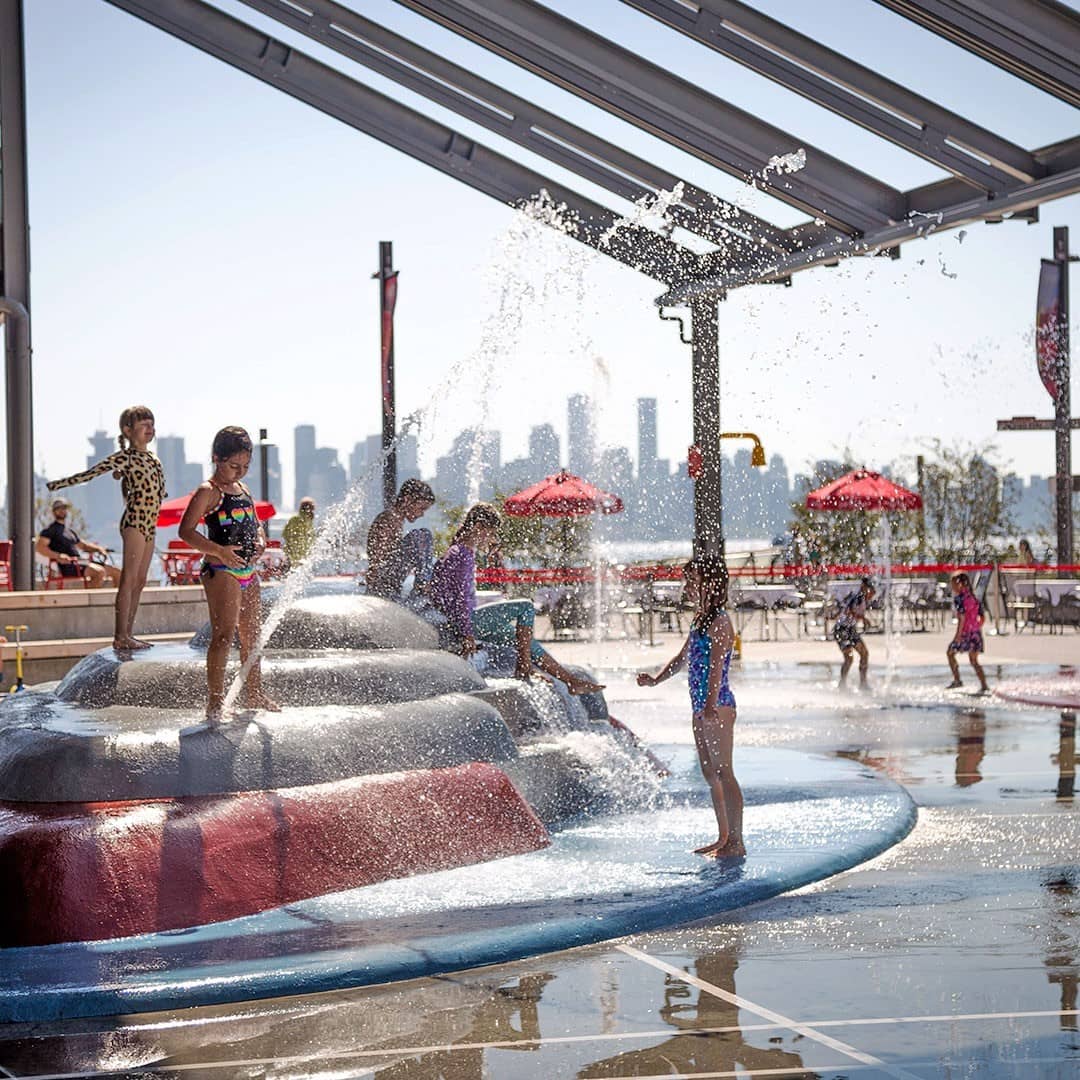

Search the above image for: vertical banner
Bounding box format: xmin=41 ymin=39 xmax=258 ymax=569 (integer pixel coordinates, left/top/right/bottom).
xmin=380 ymin=270 xmax=398 ymax=425
xmin=1036 ymin=259 xmax=1063 ymax=401
xmin=378 ymin=240 xmax=398 ymax=510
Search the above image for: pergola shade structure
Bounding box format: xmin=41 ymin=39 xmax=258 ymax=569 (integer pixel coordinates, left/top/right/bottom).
xmin=2 ymin=0 xmax=1078 ymax=580
xmin=98 ymin=0 xmax=1080 ymax=297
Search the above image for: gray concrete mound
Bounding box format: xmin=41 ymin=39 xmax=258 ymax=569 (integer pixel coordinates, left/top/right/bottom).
xmin=0 ymin=692 xmax=514 ymax=802
xmin=190 ymin=594 xmax=439 ymax=651
xmin=55 ymin=644 xmax=483 ymax=709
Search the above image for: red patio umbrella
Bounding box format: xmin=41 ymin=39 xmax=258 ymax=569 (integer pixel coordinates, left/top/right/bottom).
xmin=156 ymin=493 xmax=276 ymax=529
xmin=503 ymin=470 xmax=623 ymax=517
xmin=806 ymin=468 xmax=922 ymax=511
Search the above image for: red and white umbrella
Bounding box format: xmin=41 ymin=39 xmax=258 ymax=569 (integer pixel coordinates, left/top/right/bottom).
xmin=806 ymin=468 xmax=922 ymax=512
xmin=503 ymin=470 xmax=623 ymax=518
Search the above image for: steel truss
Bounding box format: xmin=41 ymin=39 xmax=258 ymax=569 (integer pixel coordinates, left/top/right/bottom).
xmin=100 ymin=0 xmax=1080 ymax=301
xmin=103 ymin=0 xmax=700 ymax=287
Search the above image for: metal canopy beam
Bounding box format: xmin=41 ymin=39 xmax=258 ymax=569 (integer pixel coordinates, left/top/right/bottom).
xmin=391 ymin=0 xmax=908 ymax=233
xmin=874 ymin=0 xmax=1080 ymax=109
xmin=660 ymin=155 xmax=1080 ymax=302
xmin=907 ymin=134 xmax=1080 ymax=214
xmin=239 ymin=0 xmax=797 ymax=258
xmin=621 ymin=0 xmax=1039 ymax=191
xmin=103 ymin=0 xmax=700 ymax=286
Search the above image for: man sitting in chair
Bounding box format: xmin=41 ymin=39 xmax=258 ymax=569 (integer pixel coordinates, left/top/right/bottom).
xmin=37 ymin=497 xmax=121 ymax=588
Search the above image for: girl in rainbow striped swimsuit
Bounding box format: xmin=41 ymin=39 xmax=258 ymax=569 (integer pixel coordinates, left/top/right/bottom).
xmin=180 ymin=426 xmax=280 ymax=722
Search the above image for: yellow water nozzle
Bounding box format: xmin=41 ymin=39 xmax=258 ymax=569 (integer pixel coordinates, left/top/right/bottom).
xmin=719 ymin=432 xmax=767 ymax=468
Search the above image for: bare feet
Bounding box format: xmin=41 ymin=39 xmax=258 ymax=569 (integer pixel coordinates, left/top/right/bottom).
xmin=568 ymin=678 xmax=605 ymax=696
xmin=129 ymin=637 xmax=154 ymax=650
xmin=694 ymin=839 xmax=725 ymax=855
xmin=708 ymin=841 xmax=747 ymax=859
xmin=946 ymin=680 xmax=963 ymax=689
xmin=513 ymin=666 xmax=535 ymax=682
xmin=244 ymin=690 xmax=281 ymax=713
xmin=112 ymin=636 xmax=144 ymax=651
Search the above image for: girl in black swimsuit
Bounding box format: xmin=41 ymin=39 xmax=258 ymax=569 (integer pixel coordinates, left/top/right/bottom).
xmin=179 ymin=426 xmax=280 ymax=722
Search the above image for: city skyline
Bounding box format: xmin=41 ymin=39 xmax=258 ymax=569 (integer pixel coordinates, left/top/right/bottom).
xmin=41 ymin=393 xmax=1058 ymax=552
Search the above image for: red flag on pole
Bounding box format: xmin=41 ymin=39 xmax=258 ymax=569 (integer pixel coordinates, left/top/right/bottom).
xmin=381 ymin=271 xmax=398 ymax=424
xmin=1036 ymin=259 xmax=1063 ymax=402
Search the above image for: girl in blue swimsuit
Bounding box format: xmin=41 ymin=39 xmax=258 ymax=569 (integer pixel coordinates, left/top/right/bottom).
xmin=638 ymin=558 xmax=744 ymax=858
xmin=179 ymin=426 xmax=280 ymax=722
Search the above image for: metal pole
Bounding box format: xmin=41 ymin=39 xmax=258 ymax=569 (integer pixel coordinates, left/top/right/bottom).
xmin=377 ymin=241 xmax=397 ymax=510
xmin=0 ymin=0 xmax=33 ymax=591
xmin=916 ymin=453 xmax=926 ymax=563
xmin=1053 ymin=226 xmax=1073 ymax=566
xmin=690 ymin=295 xmax=723 ymax=562
xmin=258 ymin=428 xmax=269 ymax=504
xmin=0 ymin=299 xmax=31 ymax=590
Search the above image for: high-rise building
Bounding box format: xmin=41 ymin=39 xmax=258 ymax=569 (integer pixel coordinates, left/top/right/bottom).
xmin=248 ymin=442 xmax=282 ymax=507
xmin=82 ymin=430 xmax=122 ymax=542
xmin=567 ymin=394 xmax=594 ymax=476
xmin=435 ymin=428 xmax=500 ymax=505
xmin=528 ymin=423 xmax=560 ymax=477
xmin=294 ymin=425 xmax=316 ymax=509
xmin=309 ymin=447 xmax=347 ymax=508
xmin=637 ymin=398 xmax=657 ymax=481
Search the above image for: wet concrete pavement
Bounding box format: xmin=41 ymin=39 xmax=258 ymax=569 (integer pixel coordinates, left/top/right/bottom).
xmin=2 ymin=658 xmax=1078 ymax=1078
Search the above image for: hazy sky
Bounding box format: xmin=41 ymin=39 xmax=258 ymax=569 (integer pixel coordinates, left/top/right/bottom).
xmin=20 ymin=0 xmax=1080 ymax=506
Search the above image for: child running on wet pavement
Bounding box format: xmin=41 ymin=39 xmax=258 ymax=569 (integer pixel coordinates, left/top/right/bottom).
xmin=946 ymin=572 xmax=989 ymax=694
xmin=180 ymin=426 xmax=281 ymax=722
xmin=637 ymin=558 xmax=744 ymax=859
xmin=833 ymin=577 xmax=875 ymax=690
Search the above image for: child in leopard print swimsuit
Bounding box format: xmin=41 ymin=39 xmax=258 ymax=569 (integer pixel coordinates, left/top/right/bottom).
xmin=47 ymin=405 xmax=166 ymax=651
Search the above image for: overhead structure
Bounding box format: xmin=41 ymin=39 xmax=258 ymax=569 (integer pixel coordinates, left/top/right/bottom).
xmin=2 ymin=0 xmax=1078 ymax=570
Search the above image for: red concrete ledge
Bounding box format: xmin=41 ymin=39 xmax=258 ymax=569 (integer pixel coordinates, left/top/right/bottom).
xmin=0 ymin=763 xmax=548 ymax=947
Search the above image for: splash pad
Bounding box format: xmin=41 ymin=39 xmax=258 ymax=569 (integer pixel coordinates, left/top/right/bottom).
xmin=0 ymin=586 xmax=915 ymax=1022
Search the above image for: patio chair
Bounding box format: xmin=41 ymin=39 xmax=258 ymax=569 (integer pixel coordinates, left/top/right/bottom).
xmin=1055 ymin=592 xmax=1080 ymax=631
xmin=1002 ymin=571 xmax=1040 ymax=633
xmin=0 ymin=541 xmax=11 ymax=591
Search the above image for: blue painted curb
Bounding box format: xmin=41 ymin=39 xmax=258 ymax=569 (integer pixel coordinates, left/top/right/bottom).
xmin=0 ymin=749 xmax=915 ymax=1022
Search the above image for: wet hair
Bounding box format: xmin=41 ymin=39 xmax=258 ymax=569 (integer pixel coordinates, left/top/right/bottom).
xmin=952 ymin=572 xmax=970 ymax=588
xmin=117 ymin=405 xmax=154 ymax=451
xmin=691 ymin=556 xmax=729 ymax=628
xmin=299 ymin=496 xmax=315 ymax=510
xmin=397 ymin=478 xmax=435 ymax=505
xmin=211 ymin=426 xmax=253 ymax=461
xmin=454 ymin=502 xmax=500 ymax=543
xmin=860 ymin=576 xmax=876 ymax=592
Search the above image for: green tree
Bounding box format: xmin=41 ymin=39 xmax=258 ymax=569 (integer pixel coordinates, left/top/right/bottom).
xmin=918 ymin=441 xmax=1016 ymax=563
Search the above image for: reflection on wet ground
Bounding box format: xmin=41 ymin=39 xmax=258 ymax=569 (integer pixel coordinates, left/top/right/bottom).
xmin=2 ymin=665 xmax=1079 ymax=1078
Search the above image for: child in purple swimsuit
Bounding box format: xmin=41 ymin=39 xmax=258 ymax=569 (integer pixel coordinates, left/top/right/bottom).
xmin=638 ymin=558 xmax=744 ymax=859
xmin=947 ymin=572 xmax=989 ymax=694
xmin=179 ymin=426 xmax=281 ymax=722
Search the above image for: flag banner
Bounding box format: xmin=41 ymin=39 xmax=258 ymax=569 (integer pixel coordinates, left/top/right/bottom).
xmin=381 ymin=271 xmax=398 ymax=423
xmin=1036 ymin=259 xmax=1063 ymax=401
